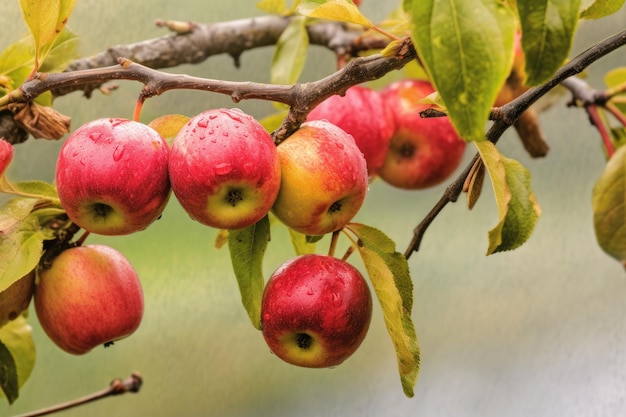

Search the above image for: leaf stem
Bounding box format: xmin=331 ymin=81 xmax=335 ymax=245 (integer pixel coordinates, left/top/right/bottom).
xmin=10 ymin=373 xmax=143 ymax=417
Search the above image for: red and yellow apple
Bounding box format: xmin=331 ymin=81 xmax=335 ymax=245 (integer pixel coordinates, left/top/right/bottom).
xmin=261 ymin=254 xmax=372 ymax=368
xmin=34 ymin=244 xmax=144 ymax=355
xmin=271 ymin=120 xmax=368 ymax=236
xmin=307 ymin=85 xmax=394 ymax=178
xmin=55 ymin=118 xmax=171 ymax=235
xmin=379 ymin=79 xmax=467 ymax=189
xmin=169 ymin=108 xmax=281 ymax=230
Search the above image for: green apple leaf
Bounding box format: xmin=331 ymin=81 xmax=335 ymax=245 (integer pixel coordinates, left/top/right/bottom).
xmin=297 ymin=0 xmax=374 ymax=28
xmin=0 ymin=271 xmax=35 ymax=328
xmin=0 ymin=198 xmax=39 ymax=239
xmin=605 ymin=67 xmax=626 ymax=114
xmin=259 ymin=109 xmax=290 ymax=133
xmin=0 ymin=340 xmax=18 ymax=404
xmin=345 ymin=223 xmax=419 ymax=398
xmin=257 ymin=0 xmax=289 ymax=14
xmin=0 ymin=215 xmax=46 ymax=294
xmin=11 ymin=180 xmax=59 ymax=201
xmin=0 ymin=315 xmax=36 ymax=404
xmin=517 ymin=0 xmax=581 ymax=86
xmin=271 ymin=16 xmax=309 ymax=85
xmin=475 ymin=141 xmax=541 ymax=255
xmin=580 ymin=0 xmax=625 ymax=19
xmin=411 ymin=0 xmax=516 ymax=142
xmin=228 ymin=216 xmax=271 ymax=330
xmin=19 ymin=0 xmax=77 ymax=72
xmin=592 ymin=145 xmax=626 ymax=267
xmin=288 ymin=228 xmax=317 ymax=255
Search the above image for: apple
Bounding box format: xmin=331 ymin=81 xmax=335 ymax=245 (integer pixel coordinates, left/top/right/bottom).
xmin=55 ymin=118 xmax=171 ymax=235
xmin=379 ymin=79 xmax=467 ymax=189
xmin=34 ymin=244 xmax=144 ymax=355
xmin=261 ymin=254 xmax=372 ymax=368
xmin=0 ymin=138 xmax=13 ymax=177
xmin=307 ymin=85 xmax=394 ymax=178
xmin=168 ymin=108 xmax=281 ymax=230
xmin=271 ymin=120 xmax=368 ymax=236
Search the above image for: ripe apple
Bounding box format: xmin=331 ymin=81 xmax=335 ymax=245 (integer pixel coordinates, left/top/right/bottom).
xmin=0 ymin=139 xmax=13 ymax=177
xmin=307 ymin=85 xmax=394 ymax=178
xmin=271 ymin=120 xmax=368 ymax=236
xmin=379 ymin=79 xmax=467 ymax=190
xmin=55 ymin=118 xmax=171 ymax=235
xmin=34 ymin=244 xmax=144 ymax=355
xmin=169 ymin=108 xmax=281 ymax=230
xmin=261 ymin=254 xmax=372 ymax=368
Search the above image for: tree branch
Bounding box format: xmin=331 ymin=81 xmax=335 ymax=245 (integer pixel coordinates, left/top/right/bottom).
xmin=404 ymin=28 xmax=626 ymax=259
xmin=9 ymin=38 xmax=415 ymax=143
xmin=10 ymin=372 xmax=143 ymax=417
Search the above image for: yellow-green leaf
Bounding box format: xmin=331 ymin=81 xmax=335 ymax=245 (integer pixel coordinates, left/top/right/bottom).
xmin=593 ymin=145 xmax=626 ymax=267
xmin=475 ymin=141 xmax=541 ymax=254
xmin=288 ymin=228 xmax=317 ymax=255
xmin=148 ymin=114 xmax=190 ymax=146
xmin=580 ymin=0 xmax=625 ymax=19
xmin=259 ymin=109 xmax=290 ymax=133
xmin=411 ymin=0 xmax=516 ymax=142
xmin=228 ymin=216 xmax=271 ymax=330
xmin=0 ymin=315 xmax=36 ymax=404
xmin=298 ymin=0 xmax=373 ymax=28
xmin=518 ymin=0 xmax=581 ymax=86
xmin=271 ymin=16 xmax=309 ymax=85
xmin=257 ymin=0 xmax=289 ymax=14
xmin=346 ymin=223 xmax=419 ymax=397
xmin=0 ymin=216 xmax=45 ymax=294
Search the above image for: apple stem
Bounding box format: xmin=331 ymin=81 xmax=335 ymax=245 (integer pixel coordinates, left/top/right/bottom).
xmin=74 ymin=230 xmax=91 ymax=247
xmin=341 ymin=245 xmax=354 ymax=262
xmin=328 ymin=230 xmax=340 ymax=258
xmin=133 ymin=96 xmax=146 ymax=122
xmin=9 ymin=373 xmax=142 ymax=417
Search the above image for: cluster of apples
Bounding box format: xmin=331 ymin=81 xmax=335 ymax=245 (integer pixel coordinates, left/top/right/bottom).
xmin=37 ymin=78 xmax=465 ymax=365
xmin=307 ymin=79 xmax=467 ymax=189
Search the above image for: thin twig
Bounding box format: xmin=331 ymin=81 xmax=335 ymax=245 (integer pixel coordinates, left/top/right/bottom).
xmin=10 ymin=373 xmax=143 ymax=417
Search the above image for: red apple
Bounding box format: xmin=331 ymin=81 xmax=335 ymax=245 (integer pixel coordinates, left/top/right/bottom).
xmin=307 ymin=85 xmax=394 ymax=178
xmin=34 ymin=244 xmax=144 ymax=355
xmin=272 ymin=120 xmax=368 ymax=236
xmin=169 ymin=108 xmax=281 ymax=230
xmin=0 ymin=139 xmax=14 ymax=177
xmin=261 ymin=254 xmax=372 ymax=368
xmin=379 ymin=79 xmax=467 ymax=189
xmin=56 ymin=118 xmax=171 ymax=235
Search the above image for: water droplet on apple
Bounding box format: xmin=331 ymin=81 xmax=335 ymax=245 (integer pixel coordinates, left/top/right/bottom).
xmin=109 ymin=118 xmax=124 ymax=127
xmin=214 ymin=162 xmax=233 ymax=175
xmin=113 ymin=145 xmax=125 ymax=161
xmin=197 ymin=119 xmax=209 ymax=128
xmin=222 ymin=131 xmax=229 ymax=137
xmin=208 ymin=113 xmax=218 ymax=120
xmin=306 ymin=289 xmax=314 ymax=296
xmin=208 ymin=129 xmax=215 ymax=135
xmin=89 ymin=132 xmax=103 ymax=142
xmin=335 ymin=142 xmax=344 ymax=150
xmin=198 ymin=134 xmax=206 ymax=141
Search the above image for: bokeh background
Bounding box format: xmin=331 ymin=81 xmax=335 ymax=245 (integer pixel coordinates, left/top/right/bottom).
xmin=1 ymin=1 xmax=626 ymax=416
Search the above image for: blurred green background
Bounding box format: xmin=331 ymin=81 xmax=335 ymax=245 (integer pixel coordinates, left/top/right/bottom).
xmin=1 ymin=1 xmax=626 ymax=416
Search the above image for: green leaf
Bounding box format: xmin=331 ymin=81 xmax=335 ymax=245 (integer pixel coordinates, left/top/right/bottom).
xmin=0 ymin=216 xmax=46 ymax=294
xmin=228 ymin=216 xmax=271 ymax=330
xmin=298 ymin=0 xmax=374 ymax=27
xmin=475 ymin=141 xmax=541 ymax=254
xmin=288 ymin=228 xmax=318 ymax=255
xmin=0 ymin=340 xmax=18 ymax=404
xmin=257 ymin=0 xmax=289 ymax=14
xmin=271 ymin=16 xmax=309 ymax=85
xmin=580 ymin=0 xmax=625 ymax=18
xmin=12 ymin=180 xmax=59 ymax=201
xmin=605 ymin=67 xmax=626 ymax=114
xmin=411 ymin=0 xmax=516 ymax=142
xmin=38 ymin=27 xmax=80 ymax=73
xmin=345 ymin=223 xmax=419 ymax=398
xmin=19 ymin=0 xmax=77 ymax=71
xmin=517 ymin=0 xmax=581 ymax=86
xmin=259 ymin=109 xmax=289 ymax=133
xmin=592 ymin=145 xmax=626 ymax=267
xmin=0 ymin=315 xmax=36 ymax=404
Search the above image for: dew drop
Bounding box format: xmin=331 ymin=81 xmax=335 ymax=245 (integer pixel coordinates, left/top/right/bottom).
xmin=306 ymin=289 xmax=315 ymax=296
xmin=197 ymin=119 xmax=209 ymax=128
xmin=113 ymin=145 xmax=125 ymax=161
xmin=208 ymin=113 xmax=218 ymax=120
xmin=208 ymin=129 xmax=215 ymax=135
xmin=89 ymin=132 xmax=103 ymax=142
xmin=335 ymin=142 xmax=344 ymax=150
xmin=222 ymin=131 xmax=229 ymax=137
xmin=109 ymin=118 xmax=124 ymax=127
xmin=214 ymin=162 xmax=233 ymax=175
xmin=198 ymin=134 xmax=206 ymax=141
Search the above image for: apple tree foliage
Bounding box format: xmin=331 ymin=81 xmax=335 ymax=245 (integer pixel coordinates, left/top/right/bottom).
xmin=1 ymin=0 xmax=626 ymax=407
